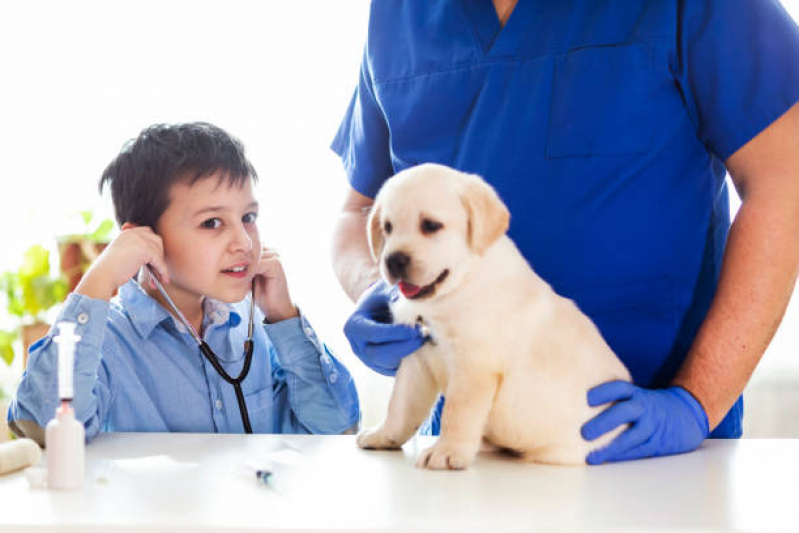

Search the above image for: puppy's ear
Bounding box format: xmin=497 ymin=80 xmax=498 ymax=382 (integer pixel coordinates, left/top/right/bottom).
xmin=460 ymin=174 xmax=510 ymax=255
xmin=366 ymin=201 xmax=384 ymax=262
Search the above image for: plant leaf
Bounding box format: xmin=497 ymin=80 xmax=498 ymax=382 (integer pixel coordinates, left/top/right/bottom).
xmin=0 ymin=330 xmax=16 ymax=366
xmin=90 ymin=219 xmax=114 ymax=243
xmin=20 ymin=245 xmax=50 ymax=279
xmin=3 ymin=245 xmax=66 ymax=320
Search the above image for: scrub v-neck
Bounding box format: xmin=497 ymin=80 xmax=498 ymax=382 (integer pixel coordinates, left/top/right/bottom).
xmin=458 ymin=0 xmax=534 ymax=56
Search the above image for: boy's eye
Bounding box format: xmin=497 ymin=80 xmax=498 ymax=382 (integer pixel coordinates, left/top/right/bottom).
xmin=243 ymin=212 xmax=258 ymax=224
xmin=201 ymin=218 xmax=222 ymax=229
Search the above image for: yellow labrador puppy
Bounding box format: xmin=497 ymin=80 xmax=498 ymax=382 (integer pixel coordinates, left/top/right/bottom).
xmin=357 ymin=163 xmax=631 ymax=468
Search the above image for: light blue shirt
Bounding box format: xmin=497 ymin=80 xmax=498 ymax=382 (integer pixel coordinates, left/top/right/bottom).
xmin=8 ymin=281 xmax=360 ymax=439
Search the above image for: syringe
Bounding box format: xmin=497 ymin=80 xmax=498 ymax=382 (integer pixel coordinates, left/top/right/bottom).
xmin=53 ymin=322 xmax=81 ymax=403
xmin=47 ymin=321 xmax=85 ymax=490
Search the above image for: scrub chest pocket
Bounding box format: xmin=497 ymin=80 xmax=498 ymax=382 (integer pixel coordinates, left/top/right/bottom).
xmin=547 ymin=43 xmax=663 ymax=158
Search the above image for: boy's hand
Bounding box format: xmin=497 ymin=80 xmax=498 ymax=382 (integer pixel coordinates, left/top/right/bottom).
xmin=252 ymin=246 xmax=298 ymax=323
xmin=75 ymin=224 xmax=169 ymax=301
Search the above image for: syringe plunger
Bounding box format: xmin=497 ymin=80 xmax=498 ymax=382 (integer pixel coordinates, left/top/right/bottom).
xmin=53 ymin=322 xmax=80 ymax=401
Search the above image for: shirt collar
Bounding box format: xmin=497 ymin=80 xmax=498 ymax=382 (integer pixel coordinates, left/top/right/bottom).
xmin=119 ymin=280 xmax=242 ymax=339
xmin=203 ymin=297 xmax=241 ymax=330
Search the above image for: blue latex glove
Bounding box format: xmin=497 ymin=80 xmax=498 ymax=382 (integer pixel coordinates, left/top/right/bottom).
xmin=581 ymin=381 xmax=709 ymax=465
xmin=343 ymin=281 xmax=425 ymax=376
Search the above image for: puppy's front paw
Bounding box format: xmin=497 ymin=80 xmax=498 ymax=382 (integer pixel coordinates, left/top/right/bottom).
xmin=416 ymin=441 xmax=476 ymax=470
xmin=357 ymin=427 xmax=403 ymax=450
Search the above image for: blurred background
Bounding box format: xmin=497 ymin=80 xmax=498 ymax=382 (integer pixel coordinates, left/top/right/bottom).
xmin=0 ymin=1 xmax=797 ymax=437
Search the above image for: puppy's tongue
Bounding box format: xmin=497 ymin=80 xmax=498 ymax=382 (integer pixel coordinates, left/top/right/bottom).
xmin=398 ymin=281 xmax=421 ymax=298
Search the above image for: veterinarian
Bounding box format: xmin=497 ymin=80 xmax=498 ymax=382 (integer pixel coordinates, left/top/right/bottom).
xmin=330 ymin=0 xmax=799 ymax=463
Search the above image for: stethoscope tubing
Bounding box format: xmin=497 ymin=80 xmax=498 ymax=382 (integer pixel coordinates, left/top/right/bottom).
xmin=198 ymin=339 xmax=253 ymax=433
xmin=145 ymin=265 xmax=255 ymax=433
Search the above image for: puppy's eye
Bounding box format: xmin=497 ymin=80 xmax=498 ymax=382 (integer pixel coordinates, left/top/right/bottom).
xmin=384 ymin=221 xmax=392 ymax=234
xmin=421 ymin=219 xmax=443 ymax=235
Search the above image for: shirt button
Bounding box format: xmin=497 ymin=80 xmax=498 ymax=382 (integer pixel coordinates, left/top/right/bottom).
xmin=77 ymin=313 xmax=89 ymax=325
xmin=215 ymin=399 xmax=223 ymax=410
xmin=328 ymin=372 xmax=338 ymax=384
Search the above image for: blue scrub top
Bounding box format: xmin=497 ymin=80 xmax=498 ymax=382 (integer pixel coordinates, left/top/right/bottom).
xmin=332 ymin=0 xmax=799 ymax=438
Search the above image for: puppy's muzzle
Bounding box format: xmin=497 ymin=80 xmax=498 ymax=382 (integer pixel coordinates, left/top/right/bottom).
xmin=386 ymin=251 xmax=411 ymax=280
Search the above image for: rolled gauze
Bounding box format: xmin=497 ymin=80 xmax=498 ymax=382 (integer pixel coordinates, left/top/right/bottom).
xmin=0 ymin=438 xmax=42 ymax=475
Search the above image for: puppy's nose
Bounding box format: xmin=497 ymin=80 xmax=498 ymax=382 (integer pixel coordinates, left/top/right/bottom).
xmin=386 ymin=252 xmax=411 ymax=279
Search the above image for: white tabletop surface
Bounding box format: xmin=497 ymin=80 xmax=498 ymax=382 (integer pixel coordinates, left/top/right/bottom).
xmin=1 ymin=433 xmax=798 ymax=532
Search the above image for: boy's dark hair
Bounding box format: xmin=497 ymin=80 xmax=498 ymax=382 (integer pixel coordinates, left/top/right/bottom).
xmin=99 ymin=122 xmax=258 ymax=228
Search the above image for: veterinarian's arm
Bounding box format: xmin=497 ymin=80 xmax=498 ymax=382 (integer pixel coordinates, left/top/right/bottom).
xmin=332 ymin=187 xmax=379 ymax=302
xmin=581 ymin=104 xmax=799 ymax=464
xmin=672 ymin=102 xmax=799 ymax=430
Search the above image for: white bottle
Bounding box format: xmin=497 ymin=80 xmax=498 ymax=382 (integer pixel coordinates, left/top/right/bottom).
xmin=46 ymin=322 xmax=85 ymax=490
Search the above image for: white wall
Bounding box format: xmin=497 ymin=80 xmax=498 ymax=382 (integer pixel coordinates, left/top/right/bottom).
xmin=1 ymin=1 xmax=798 ymax=433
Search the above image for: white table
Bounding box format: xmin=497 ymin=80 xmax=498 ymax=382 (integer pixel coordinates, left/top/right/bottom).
xmin=1 ymin=433 xmax=798 ymax=532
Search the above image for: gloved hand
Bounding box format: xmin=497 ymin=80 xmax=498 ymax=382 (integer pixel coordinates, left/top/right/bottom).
xmin=343 ymin=280 xmax=426 ymax=376
xmin=581 ymin=381 xmax=709 ymax=465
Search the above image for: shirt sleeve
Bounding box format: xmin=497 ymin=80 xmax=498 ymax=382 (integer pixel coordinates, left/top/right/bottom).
xmin=330 ymin=44 xmax=394 ymax=198
xmin=7 ymin=293 xmax=113 ymax=441
xmin=264 ymin=312 xmax=360 ymax=434
xmin=675 ymin=0 xmax=799 ymax=160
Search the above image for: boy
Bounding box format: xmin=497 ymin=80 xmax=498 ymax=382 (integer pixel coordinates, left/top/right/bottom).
xmin=8 ymin=122 xmax=359 ymax=441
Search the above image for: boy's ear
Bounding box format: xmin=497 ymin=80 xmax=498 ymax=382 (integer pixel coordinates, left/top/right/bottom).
xmin=120 ymin=222 xmax=137 ymax=231
xmin=366 ymin=202 xmax=384 ymax=262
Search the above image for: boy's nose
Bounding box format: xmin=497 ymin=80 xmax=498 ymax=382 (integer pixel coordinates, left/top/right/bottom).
xmin=230 ymin=224 xmax=254 ymax=252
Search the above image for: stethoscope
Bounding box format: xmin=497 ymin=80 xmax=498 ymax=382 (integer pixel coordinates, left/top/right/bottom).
xmin=145 ymin=265 xmax=255 ymax=433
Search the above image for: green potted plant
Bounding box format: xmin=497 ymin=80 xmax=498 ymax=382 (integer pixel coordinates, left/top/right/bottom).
xmin=57 ymin=210 xmax=114 ymax=292
xmin=0 ymin=244 xmax=68 ymax=368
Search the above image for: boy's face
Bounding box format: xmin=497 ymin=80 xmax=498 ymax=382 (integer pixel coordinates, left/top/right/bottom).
xmin=155 ymin=174 xmax=261 ymax=305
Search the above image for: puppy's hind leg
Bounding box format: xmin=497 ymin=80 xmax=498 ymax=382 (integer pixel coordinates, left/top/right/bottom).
xmin=357 ymin=353 xmax=439 ymax=450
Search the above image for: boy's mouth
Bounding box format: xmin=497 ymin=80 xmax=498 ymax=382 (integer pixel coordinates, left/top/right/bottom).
xmin=221 ymin=263 xmax=249 ymax=279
